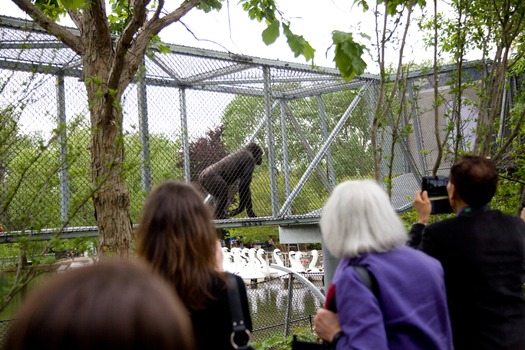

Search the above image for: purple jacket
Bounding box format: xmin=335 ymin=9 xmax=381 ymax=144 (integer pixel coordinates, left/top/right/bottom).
xmin=332 ymin=245 xmax=453 ymax=350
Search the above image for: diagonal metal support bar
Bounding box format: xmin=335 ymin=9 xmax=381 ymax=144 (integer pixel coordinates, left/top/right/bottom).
xmin=282 ymin=102 xmax=333 ymax=192
xmin=277 ymin=81 xmax=372 ymax=217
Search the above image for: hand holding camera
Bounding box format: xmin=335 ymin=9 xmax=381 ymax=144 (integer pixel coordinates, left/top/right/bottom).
xmin=413 ymin=176 xmax=453 ymax=222
xmin=413 ymin=190 xmax=432 ymax=224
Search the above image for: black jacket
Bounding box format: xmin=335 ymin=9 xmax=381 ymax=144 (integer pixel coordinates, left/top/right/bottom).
xmin=190 ymin=273 xmax=252 ymax=350
xmin=408 ymin=207 xmax=525 ymax=350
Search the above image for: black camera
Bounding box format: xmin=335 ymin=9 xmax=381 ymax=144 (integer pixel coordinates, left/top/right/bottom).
xmin=422 ymin=176 xmax=453 ymax=215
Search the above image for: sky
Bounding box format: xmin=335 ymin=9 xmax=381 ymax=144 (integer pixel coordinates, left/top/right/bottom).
xmin=2 ymin=0 xmax=436 ymax=74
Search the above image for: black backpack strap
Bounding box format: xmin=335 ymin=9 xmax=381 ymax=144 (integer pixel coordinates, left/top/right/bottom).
xmin=353 ymin=265 xmax=378 ymax=297
xmin=226 ymin=274 xmax=253 ymax=349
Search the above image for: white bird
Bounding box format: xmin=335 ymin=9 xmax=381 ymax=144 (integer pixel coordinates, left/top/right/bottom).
xmin=305 ymin=249 xmax=324 ymax=281
xmin=306 ymin=249 xmax=322 ymax=272
xmin=289 ymin=251 xmax=306 ymax=273
xmin=269 ymin=249 xmax=287 ymax=278
xmin=230 ymin=248 xmax=246 ymax=274
xmin=239 ymin=248 xmax=266 ymax=284
xmin=241 ymin=248 xmax=250 ymax=266
xmin=273 ymin=249 xmax=285 ymax=267
xmin=222 ymin=248 xmax=236 ymax=273
xmin=256 ymin=249 xmax=270 ymax=277
xmin=249 ymin=248 xmax=264 ymax=273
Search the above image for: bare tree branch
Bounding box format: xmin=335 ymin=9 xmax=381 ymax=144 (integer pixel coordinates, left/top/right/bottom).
xmin=492 ymin=108 xmax=525 ymax=163
xmin=142 ymin=0 xmax=203 ymax=37
xmin=67 ymin=9 xmax=83 ymax=30
xmin=108 ymin=0 xmax=150 ymax=89
xmin=10 ymin=0 xmax=83 ymax=54
xmin=150 ymin=0 xmax=165 ymax=22
xmin=118 ymin=0 xmax=203 ymax=89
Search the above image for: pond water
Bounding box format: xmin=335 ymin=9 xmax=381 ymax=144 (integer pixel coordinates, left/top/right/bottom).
xmin=0 ymin=271 xmax=50 ymax=320
xmin=245 ymin=274 xmax=325 ymax=340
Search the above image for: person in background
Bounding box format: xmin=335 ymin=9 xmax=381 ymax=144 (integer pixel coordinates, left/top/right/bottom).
xmin=313 ymin=180 xmax=453 ymax=350
xmin=135 ymin=181 xmax=252 ymax=350
xmin=267 ymin=236 xmax=275 ymax=251
xmin=408 ymin=155 xmax=525 ymax=350
xmin=3 ymin=259 xmax=195 ymax=350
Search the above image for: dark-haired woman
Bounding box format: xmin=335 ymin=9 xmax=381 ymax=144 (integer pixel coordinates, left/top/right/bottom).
xmin=136 ymin=180 xmax=252 ymax=350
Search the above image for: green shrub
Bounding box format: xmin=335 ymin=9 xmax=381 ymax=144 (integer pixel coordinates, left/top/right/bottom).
xmin=252 ymin=327 xmax=319 ymax=350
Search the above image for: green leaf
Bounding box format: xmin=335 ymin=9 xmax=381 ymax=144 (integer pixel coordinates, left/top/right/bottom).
xmin=240 ymin=0 xmax=277 ymax=21
xmin=157 ymin=44 xmax=171 ymax=54
xmin=332 ymin=30 xmax=367 ymax=80
xmin=283 ymin=24 xmax=315 ymax=61
xmin=353 ymin=0 xmax=369 ymax=11
xmin=197 ymin=0 xmax=222 ymax=13
xmin=262 ymin=20 xmax=280 ymax=45
xmin=57 ymin=0 xmax=87 ymax=10
xmin=107 ymin=0 xmax=131 ymax=34
xmin=34 ymin=0 xmax=66 ymax=20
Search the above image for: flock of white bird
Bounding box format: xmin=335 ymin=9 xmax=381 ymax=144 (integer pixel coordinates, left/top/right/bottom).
xmin=221 ymin=247 xmax=323 ymax=284
xmin=58 ymin=247 xmax=324 ymax=285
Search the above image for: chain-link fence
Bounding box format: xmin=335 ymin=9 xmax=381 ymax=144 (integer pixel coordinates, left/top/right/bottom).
xmin=0 ymin=320 xmax=11 ymax=346
xmin=248 ymin=272 xmax=324 ymax=342
xmin=0 ymin=15 xmax=377 ymax=233
xmin=2 ymin=15 xmax=503 ymax=236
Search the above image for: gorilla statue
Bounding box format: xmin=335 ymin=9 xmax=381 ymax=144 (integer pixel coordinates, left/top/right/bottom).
xmin=198 ymin=143 xmax=263 ymax=219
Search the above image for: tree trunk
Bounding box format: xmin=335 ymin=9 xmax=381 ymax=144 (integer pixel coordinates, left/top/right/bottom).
xmin=90 ymin=106 xmax=132 ymax=258
xmin=85 ymin=83 xmax=132 ymax=257
xmin=82 ymin=14 xmax=132 ymax=258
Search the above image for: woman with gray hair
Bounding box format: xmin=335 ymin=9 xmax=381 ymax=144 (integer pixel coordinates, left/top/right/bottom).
xmin=313 ymin=180 xmax=453 ymax=350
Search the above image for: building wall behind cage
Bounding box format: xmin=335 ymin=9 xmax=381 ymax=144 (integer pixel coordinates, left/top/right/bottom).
xmin=405 ymin=84 xmax=480 ymax=176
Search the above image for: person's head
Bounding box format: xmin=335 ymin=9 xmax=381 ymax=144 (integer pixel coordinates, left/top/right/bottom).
xmin=448 ymin=155 xmax=498 ymax=209
xmin=320 ymin=179 xmax=407 ymax=258
xmin=135 ymin=180 xmax=224 ymax=310
xmin=3 ymin=259 xmax=195 ymax=350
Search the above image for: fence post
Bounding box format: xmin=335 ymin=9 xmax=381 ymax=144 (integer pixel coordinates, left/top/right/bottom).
xmin=56 ymin=72 xmax=70 ymax=224
xmin=263 ymin=66 xmax=279 ymax=216
xmin=284 ymin=273 xmax=294 ymax=337
xmin=279 ymin=101 xmax=291 ymax=216
xmin=179 ymin=87 xmax=190 ymax=183
xmin=137 ymin=62 xmax=151 ymax=194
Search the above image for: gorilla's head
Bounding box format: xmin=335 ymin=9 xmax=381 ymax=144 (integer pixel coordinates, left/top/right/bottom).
xmin=246 ymin=143 xmax=264 ymax=165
